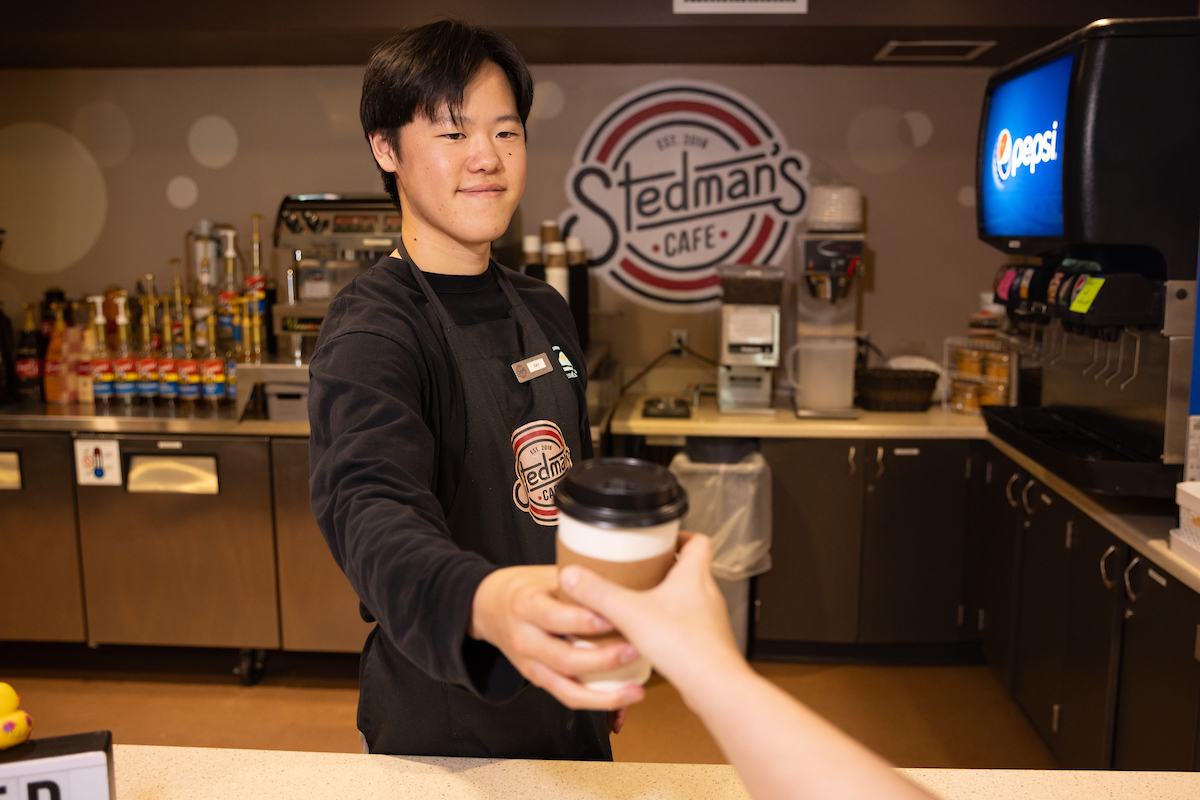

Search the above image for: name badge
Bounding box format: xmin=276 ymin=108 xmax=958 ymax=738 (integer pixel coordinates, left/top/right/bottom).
xmin=512 ymin=353 xmax=553 ymax=383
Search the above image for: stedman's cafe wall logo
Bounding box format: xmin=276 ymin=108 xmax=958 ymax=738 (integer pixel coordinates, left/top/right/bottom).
xmin=558 ymin=80 xmax=810 ymax=312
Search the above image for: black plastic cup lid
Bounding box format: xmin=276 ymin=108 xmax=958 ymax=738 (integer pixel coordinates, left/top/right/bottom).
xmin=555 ymin=457 xmax=688 ymax=528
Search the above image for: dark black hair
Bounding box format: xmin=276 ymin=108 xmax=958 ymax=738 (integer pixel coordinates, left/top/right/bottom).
xmin=360 ymin=20 xmax=534 ymax=209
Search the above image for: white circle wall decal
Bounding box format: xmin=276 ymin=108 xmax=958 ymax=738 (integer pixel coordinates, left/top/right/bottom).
xmin=72 ymin=101 xmax=134 ymax=168
xmin=188 ymin=115 xmax=239 ymax=168
xmin=0 ymin=122 xmax=107 ymax=274
xmin=904 ymin=111 xmax=934 ymax=148
xmin=958 ymin=185 xmax=976 ymax=208
xmin=530 ymin=81 xmax=566 ymax=120
xmin=847 ymin=106 xmax=912 ymax=174
xmin=167 ymin=175 xmax=199 ymax=209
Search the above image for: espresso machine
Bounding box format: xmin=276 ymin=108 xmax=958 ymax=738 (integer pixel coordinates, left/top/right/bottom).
xmin=717 ymin=265 xmax=784 ymax=413
xmin=791 ymin=186 xmax=864 ymax=419
xmin=978 ymin=18 xmax=1200 ymax=498
xmin=272 ymin=194 xmax=401 ymax=362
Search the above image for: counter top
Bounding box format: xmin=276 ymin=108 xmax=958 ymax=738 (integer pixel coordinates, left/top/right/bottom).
xmin=0 ymin=405 xmax=309 ymax=437
xmin=610 ymin=394 xmax=988 ymax=440
xmin=989 ymin=437 xmax=1200 ymax=597
xmin=110 ymin=744 xmax=1200 ymax=799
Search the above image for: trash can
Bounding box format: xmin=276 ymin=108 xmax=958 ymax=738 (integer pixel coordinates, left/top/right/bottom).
xmin=669 ymin=450 xmax=772 ymax=655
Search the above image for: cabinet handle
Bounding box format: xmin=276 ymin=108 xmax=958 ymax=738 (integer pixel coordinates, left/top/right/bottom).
xmin=1021 ymin=479 xmax=1036 ymax=515
xmin=1099 ymin=545 xmax=1117 ymax=589
xmin=1123 ymin=556 xmax=1141 ymax=603
xmin=1005 ymin=473 xmax=1020 ymax=507
xmin=876 ymin=446 xmax=885 ymax=479
xmin=848 ymin=445 xmax=856 ymax=477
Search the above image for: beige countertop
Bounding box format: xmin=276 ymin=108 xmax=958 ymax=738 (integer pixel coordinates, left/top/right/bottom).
xmin=110 ymin=744 xmax=1200 ymax=799
xmin=610 ymin=394 xmax=989 ymax=440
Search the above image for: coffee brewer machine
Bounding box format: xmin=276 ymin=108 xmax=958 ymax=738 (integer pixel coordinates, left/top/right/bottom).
xmin=979 ymin=18 xmax=1200 ymax=498
xmin=791 ymin=186 xmax=864 ymax=419
xmin=717 ymin=265 xmax=784 ymax=413
xmin=272 ymin=194 xmax=401 ymax=362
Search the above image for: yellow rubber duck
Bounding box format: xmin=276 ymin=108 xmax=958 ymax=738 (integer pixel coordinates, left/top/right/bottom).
xmin=0 ymin=682 xmax=33 ymax=749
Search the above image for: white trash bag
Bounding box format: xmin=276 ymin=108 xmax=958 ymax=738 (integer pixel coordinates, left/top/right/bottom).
xmin=669 ymin=451 xmax=772 ymax=581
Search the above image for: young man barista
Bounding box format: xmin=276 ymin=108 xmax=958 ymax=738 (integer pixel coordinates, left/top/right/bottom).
xmin=308 ymin=21 xmax=639 ymax=758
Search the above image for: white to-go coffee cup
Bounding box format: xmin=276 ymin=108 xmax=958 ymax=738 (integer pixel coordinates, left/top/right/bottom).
xmin=555 ymin=457 xmax=688 ymax=691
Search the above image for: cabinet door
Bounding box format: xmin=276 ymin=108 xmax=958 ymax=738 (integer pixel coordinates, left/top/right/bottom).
xmin=1012 ymin=482 xmax=1072 ymax=746
xmin=981 ymin=452 xmax=1026 ymax=690
xmin=858 ymin=440 xmax=968 ymax=643
xmin=755 ymin=439 xmax=863 ymax=644
xmin=77 ymin=434 xmax=279 ymax=649
xmin=1113 ymin=555 xmax=1200 ymax=771
xmin=1056 ymin=518 xmax=1126 ymax=769
xmin=273 ymin=438 xmax=373 ymax=652
xmin=0 ymin=432 xmax=86 ymax=641
xmin=960 ymin=442 xmax=991 ymax=643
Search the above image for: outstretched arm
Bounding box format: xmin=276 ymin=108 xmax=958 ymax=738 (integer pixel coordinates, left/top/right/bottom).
xmin=560 ymin=534 xmax=933 ymax=800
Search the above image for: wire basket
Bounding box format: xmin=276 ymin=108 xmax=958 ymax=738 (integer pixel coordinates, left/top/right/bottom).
xmin=856 ymin=368 xmax=939 ymax=411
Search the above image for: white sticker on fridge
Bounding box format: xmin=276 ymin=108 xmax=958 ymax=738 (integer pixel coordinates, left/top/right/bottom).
xmin=74 ymin=439 xmax=122 ymax=486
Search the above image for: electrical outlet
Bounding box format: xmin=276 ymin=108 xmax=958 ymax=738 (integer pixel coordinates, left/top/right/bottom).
xmin=670 ymin=329 xmax=689 ymax=353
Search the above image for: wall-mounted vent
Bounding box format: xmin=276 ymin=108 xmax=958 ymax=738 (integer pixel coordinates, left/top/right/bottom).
xmin=874 ymin=40 xmax=996 ymax=62
xmin=673 ymin=0 xmax=808 ymax=14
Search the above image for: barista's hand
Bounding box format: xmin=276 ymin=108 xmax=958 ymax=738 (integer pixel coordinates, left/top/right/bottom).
xmin=560 ymin=533 xmax=747 ymax=701
xmin=609 ymin=708 xmax=627 ymax=734
xmin=470 ymin=565 xmax=647 ymax=710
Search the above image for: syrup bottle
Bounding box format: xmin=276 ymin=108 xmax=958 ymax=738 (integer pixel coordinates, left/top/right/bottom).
xmin=15 ymin=303 xmax=41 ymax=403
xmin=177 ymin=296 xmax=201 ymax=411
xmin=86 ymin=296 xmax=113 ymax=408
xmin=41 ymin=302 xmax=67 ymax=405
xmin=111 ymin=295 xmax=136 ymax=408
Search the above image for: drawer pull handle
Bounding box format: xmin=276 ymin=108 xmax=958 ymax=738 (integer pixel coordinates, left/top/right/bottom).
xmin=127 ymin=455 xmax=219 ymax=494
xmin=1005 ymin=473 xmax=1020 ymax=507
xmin=876 ymin=446 xmax=885 ymax=479
xmin=1099 ymin=545 xmax=1117 ymax=589
xmin=0 ymin=451 xmax=20 ymax=490
xmin=847 ymin=445 xmax=856 ymax=477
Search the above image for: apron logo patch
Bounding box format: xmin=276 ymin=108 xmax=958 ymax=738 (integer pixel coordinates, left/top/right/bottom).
xmin=553 ymin=346 xmax=579 ymax=380
xmin=511 ymin=419 xmax=573 ymax=527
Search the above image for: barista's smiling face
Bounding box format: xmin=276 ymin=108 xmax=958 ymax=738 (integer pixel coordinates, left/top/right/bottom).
xmin=370 ymin=61 xmax=526 ymax=265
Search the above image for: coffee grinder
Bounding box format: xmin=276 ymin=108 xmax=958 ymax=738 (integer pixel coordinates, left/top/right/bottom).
xmin=791 ymin=185 xmax=864 ymax=419
xmin=717 ymin=265 xmax=784 ymax=414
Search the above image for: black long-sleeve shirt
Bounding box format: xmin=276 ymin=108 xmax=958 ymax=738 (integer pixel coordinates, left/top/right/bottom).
xmin=308 ymin=255 xmax=590 ymax=700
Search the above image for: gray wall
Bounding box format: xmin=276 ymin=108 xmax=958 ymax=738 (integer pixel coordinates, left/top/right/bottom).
xmin=0 ymin=63 xmax=1001 ymax=379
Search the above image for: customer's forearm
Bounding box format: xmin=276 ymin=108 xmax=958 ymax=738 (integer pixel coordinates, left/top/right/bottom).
xmin=679 ymin=662 xmax=933 ymax=800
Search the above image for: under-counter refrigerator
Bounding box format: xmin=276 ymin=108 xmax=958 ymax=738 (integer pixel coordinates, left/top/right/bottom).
xmin=0 ymin=431 xmax=87 ymax=642
xmin=73 ymin=433 xmax=280 ymax=649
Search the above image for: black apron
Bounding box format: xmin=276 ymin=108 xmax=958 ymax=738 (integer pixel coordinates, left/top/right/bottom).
xmin=357 ymin=251 xmax=611 ymax=760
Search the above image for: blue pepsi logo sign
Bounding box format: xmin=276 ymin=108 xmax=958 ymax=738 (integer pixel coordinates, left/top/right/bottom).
xmin=992 ymin=121 xmax=1059 ymax=184
xmin=559 ymin=80 xmax=810 ymax=311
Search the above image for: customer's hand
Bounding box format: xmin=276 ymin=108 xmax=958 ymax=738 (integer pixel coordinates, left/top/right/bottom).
xmin=559 ymin=532 xmax=748 ymax=699
xmin=470 ymin=565 xmax=646 ymax=710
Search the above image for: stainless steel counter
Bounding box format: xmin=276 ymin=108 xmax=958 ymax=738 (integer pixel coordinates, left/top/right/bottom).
xmin=0 ymin=405 xmax=309 ymax=437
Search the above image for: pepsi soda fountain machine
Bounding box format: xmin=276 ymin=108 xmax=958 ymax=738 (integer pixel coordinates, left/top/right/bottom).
xmin=979 ymin=17 xmax=1200 ymax=497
